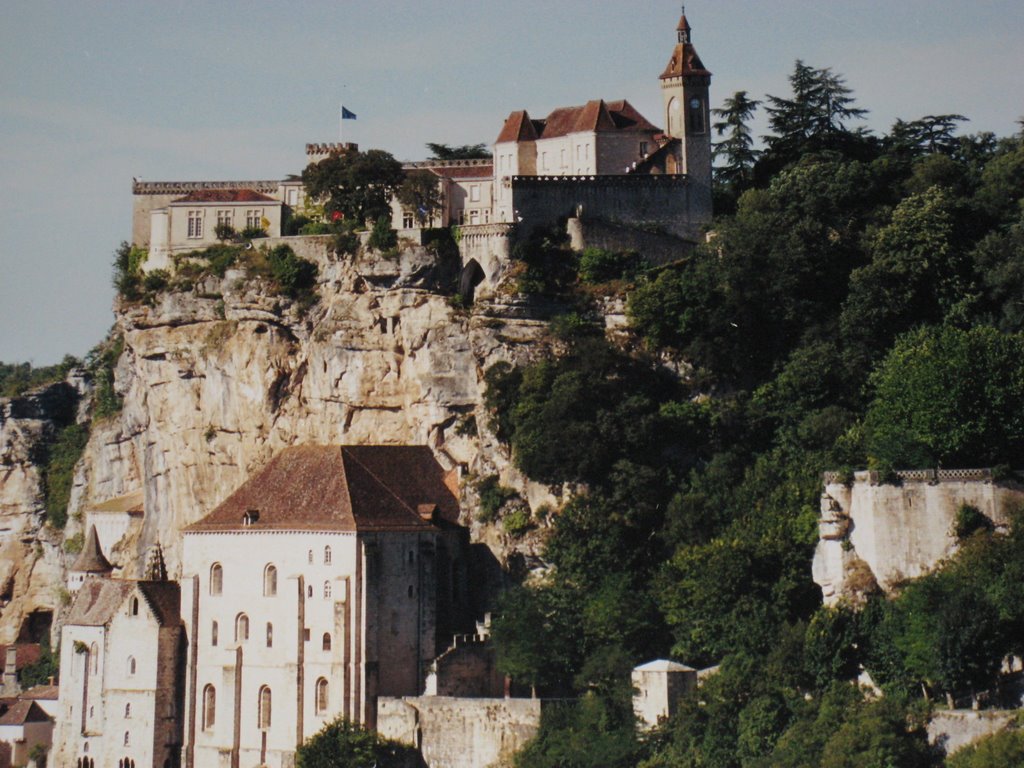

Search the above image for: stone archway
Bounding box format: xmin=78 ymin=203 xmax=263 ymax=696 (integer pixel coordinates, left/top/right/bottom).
xmin=459 ymin=259 xmax=486 ymax=306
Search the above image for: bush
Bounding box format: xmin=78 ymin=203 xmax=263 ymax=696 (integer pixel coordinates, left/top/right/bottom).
xmin=112 ymin=241 xmax=148 ymax=299
xmin=299 ymin=221 xmax=333 ymax=235
xmin=367 ymin=216 xmax=398 ymax=251
xmin=240 ymin=225 xmax=267 ymax=239
xmin=42 ymin=424 xmax=89 ymax=528
xmin=503 ymin=507 xmax=533 ymax=537
xmin=476 ymin=475 xmax=517 ymax=523
xmin=296 ymin=717 xmax=418 ymax=768
xmin=87 ymin=334 xmax=124 ymax=420
xmin=214 ymin=222 xmax=236 ymax=241
xmin=142 ymin=269 xmax=170 ymax=292
xmin=953 ymin=503 xmax=994 ymax=539
xmin=578 ymin=247 xmax=644 ymax=284
xmin=267 ymin=244 xmax=318 ymax=299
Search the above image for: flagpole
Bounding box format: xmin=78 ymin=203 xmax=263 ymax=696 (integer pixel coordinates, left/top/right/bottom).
xmin=339 ymin=101 xmax=344 ymax=145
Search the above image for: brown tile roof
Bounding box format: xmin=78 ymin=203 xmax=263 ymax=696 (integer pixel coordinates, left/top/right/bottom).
xmin=0 ymin=644 xmax=42 ymax=671
xmin=503 ymin=100 xmax=659 ymax=142
xmin=496 ymin=110 xmax=539 ymax=144
xmin=71 ymin=526 xmax=112 ymax=574
xmin=88 ymin=490 xmax=143 ymax=515
xmin=677 ymin=13 xmax=692 ymax=34
xmin=170 ymin=189 xmax=278 ymax=204
xmin=20 ymin=684 xmax=59 ymax=701
xmin=64 ymin=579 xmax=179 ymax=627
xmin=660 ymin=43 xmax=711 ymax=80
xmin=0 ymin=700 xmax=52 ymax=725
xmin=184 ymin=445 xmax=460 ymax=533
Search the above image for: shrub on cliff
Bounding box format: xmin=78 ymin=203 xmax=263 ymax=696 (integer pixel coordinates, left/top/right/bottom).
xmin=266 ymin=244 xmax=318 ymax=301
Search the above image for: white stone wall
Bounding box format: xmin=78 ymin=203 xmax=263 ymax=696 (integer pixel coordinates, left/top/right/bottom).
xmin=813 ymin=471 xmax=1024 ymax=604
xmin=166 ymin=202 xmax=283 ymax=254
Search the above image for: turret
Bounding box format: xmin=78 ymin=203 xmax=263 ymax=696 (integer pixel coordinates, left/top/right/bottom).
xmin=67 ymin=525 xmax=112 ymax=592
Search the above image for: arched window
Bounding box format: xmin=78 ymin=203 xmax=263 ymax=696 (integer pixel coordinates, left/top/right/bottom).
xmin=202 ymin=684 xmax=216 ymax=729
xmin=235 ymin=613 xmax=249 ymax=643
xmin=91 ymin=642 xmax=99 ymax=674
xmin=258 ymin=685 xmax=272 ymax=729
xmin=211 ymin=620 xmax=219 ymax=646
xmin=124 ymin=730 xmax=131 ymax=746
xmin=266 ymin=622 xmax=273 ymax=648
xmin=668 ymin=96 xmax=682 ymax=136
xmin=210 ymin=563 xmax=223 ymax=596
xmin=688 ymin=96 xmax=706 ymax=134
xmin=307 ymin=585 xmax=313 ymax=598
xmin=128 ymin=656 xmax=136 ymax=676
xmin=323 ymin=581 xmax=332 ymax=599
xmin=323 ymin=546 xmax=332 ymax=565
xmin=130 ymin=596 xmax=139 ymax=616
xmin=125 ymin=702 xmax=131 ymax=718
xmin=263 ymin=564 xmax=277 ymax=597
xmin=322 ymin=632 xmax=331 ymax=652
xmin=315 ymin=677 xmax=329 ymax=714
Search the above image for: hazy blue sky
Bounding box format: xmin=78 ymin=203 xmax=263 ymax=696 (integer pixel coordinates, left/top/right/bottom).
xmin=2 ymin=1 xmax=1022 ymax=364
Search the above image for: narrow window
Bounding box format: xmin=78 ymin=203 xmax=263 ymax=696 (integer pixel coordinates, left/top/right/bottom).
xmin=187 ymin=210 xmax=203 ymax=239
xmin=307 ymin=549 xmax=314 ymax=564
xmin=323 ymin=546 xmax=332 ymax=565
xmin=640 ymin=141 xmax=648 ymax=156
xmin=408 ymin=550 xmax=414 ymax=565
xmin=124 ymin=731 xmax=130 ymax=747
xmin=130 ymin=596 xmax=139 ymax=616
xmin=211 ymin=620 xmax=219 ymax=646
xmin=307 ymin=585 xmax=313 ymax=598
xmin=688 ymin=96 xmax=706 ymax=134
xmin=91 ymin=643 xmax=99 ymax=674
xmin=263 ymin=564 xmax=277 ymax=597
xmin=125 ymin=703 xmax=131 ymax=718
xmin=210 ymin=563 xmax=223 ymax=595
xmin=203 ymin=685 xmax=216 ymax=729
xmin=322 ymin=633 xmax=331 ymax=652
xmin=266 ymin=622 xmax=273 ymax=648
xmin=128 ymin=656 xmax=136 ymax=676
xmin=236 ymin=613 xmax=249 ymax=643
xmin=323 ymin=581 xmax=332 ymax=599
xmin=258 ymin=686 xmax=272 ymax=729
xmin=408 ymin=585 xmax=414 ymax=598
xmin=316 ymin=677 xmax=329 ymax=714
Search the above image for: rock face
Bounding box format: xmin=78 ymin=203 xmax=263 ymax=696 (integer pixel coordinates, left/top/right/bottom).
xmin=0 ymin=381 xmax=85 ymax=644
xmin=812 ymin=469 xmax=1024 ymax=605
xmin=63 ymin=237 xmax=556 ymax=596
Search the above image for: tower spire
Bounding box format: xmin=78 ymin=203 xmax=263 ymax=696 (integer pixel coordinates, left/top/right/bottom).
xmin=678 ymin=6 xmax=692 ymax=43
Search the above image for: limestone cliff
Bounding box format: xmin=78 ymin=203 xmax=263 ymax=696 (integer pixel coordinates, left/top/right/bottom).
xmin=44 ymin=237 xmax=568 ymax=625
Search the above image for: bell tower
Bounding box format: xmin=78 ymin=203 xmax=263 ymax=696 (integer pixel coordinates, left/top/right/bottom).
xmin=660 ymin=6 xmax=713 ymax=225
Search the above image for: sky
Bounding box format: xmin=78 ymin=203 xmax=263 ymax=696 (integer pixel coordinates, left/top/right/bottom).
xmin=1 ymin=0 xmax=1022 ymax=364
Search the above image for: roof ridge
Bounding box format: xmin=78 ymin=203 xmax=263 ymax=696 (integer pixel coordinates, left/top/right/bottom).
xmin=341 ymin=447 xmax=426 ymax=524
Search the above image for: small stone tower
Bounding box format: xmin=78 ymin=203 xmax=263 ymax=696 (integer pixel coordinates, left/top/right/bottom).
xmin=67 ymin=525 xmax=112 ymax=592
xmin=660 ymin=6 xmax=713 ymax=224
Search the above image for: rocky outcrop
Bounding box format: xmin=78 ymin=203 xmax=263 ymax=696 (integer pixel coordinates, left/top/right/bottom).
xmin=812 ymin=469 xmax=1024 ymax=605
xmin=65 ymin=237 xmax=559 ymax=588
xmin=0 ymin=380 xmax=85 ymax=643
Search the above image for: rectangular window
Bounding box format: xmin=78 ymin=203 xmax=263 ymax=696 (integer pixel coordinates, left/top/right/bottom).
xmin=470 ymin=210 xmax=480 ymax=225
xmin=246 ymin=210 xmax=263 ymax=230
xmin=470 ymin=185 xmax=480 ymax=202
xmin=287 ymin=188 xmax=298 ymax=205
xmin=541 ymin=151 xmax=547 ymax=170
xmin=640 ymin=142 xmax=648 ymax=156
xmin=561 ymin=148 xmax=566 ymax=167
xmin=187 ymin=210 xmax=203 ymax=238
xmin=576 ymin=145 xmax=581 ymax=162
xmin=402 ymin=213 xmax=414 ymax=229
xmin=216 ymin=210 xmax=232 ymax=227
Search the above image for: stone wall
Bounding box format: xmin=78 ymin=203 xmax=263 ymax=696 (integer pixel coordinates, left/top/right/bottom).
xmin=813 ymin=470 xmax=1024 ymax=605
xmin=511 ymin=174 xmax=698 ymax=241
xmin=378 ymin=696 xmax=544 ymax=768
xmin=566 ymin=217 xmax=696 ymax=265
xmin=424 ymin=638 xmax=504 ymax=698
xmin=928 ymin=709 xmax=1016 ymax=756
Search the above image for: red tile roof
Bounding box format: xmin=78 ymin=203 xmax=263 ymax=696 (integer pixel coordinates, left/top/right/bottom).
xmin=0 ymin=700 xmax=51 ymax=725
xmin=496 ymin=110 xmax=539 ymax=144
xmin=20 ymin=684 xmax=59 ymax=701
xmin=0 ymin=644 xmax=42 ymax=671
xmin=170 ymin=189 xmax=278 ymax=204
xmin=500 ymin=100 xmax=659 ymax=143
xmin=677 ymin=13 xmax=692 ymax=33
xmin=184 ymin=445 xmax=460 ymax=533
xmin=660 ymin=43 xmax=711 ymax=80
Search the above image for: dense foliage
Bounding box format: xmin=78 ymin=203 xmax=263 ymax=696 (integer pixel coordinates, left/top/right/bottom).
xmin=301 ymin=148 xmax=405 ymax=225
xmin=295 ymin=717 xmax=419 ymax=768
xmin=0 ymin=356 xmax=79 ymax=398
xmin=485 ymin=58 xmax=1024 ymax=767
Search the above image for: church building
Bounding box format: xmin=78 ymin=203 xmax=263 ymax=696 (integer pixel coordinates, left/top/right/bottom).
xmin=178 ymin=445 xmax=470 ymax=768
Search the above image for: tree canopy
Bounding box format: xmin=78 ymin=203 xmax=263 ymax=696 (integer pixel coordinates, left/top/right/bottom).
xmin=301 ymin=149 xmax=404 ymax=225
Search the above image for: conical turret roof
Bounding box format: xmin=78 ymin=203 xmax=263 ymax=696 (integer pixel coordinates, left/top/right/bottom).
xmin=71 ymin=525 xmax=112 ymax=574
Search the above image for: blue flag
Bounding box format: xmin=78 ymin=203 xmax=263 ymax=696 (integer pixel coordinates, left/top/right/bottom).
xmin=341 ymin=106 xmax=357 ymax=120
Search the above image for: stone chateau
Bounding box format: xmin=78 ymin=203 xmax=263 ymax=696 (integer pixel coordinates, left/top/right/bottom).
xmin=32 ymin=10 xmax=715 ymax=768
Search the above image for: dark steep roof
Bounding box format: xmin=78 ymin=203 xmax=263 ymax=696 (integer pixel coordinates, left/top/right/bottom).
xmin=64 ymin=579 xmax=180 ymax=627
xmin=660 ymin=42 xmax=711 ymax=79
xmin=0 ymin=700 xmax=51 ymax=725
xmin=496 ymin=110 xmax=539 ymax=143
xmin=71 ymin=526 xmax=112 ymax=574
xmin=184 ymin=445 xmax=460 ymax=533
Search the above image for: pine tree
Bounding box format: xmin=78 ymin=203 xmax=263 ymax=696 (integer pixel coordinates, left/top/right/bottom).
xmin=712 ymin=90 xmax=762 ymax=190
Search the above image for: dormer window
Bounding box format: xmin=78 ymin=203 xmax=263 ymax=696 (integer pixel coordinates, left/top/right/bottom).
xmin=242 ymin=509 xmax=260 ymax=526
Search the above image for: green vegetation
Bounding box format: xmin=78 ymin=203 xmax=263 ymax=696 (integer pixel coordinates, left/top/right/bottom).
xmin=485 ymin=60 xmax=1024 ymax=767
xmin=426 ymin=142 xmax=492 ymax=160
xmin=19 ymin=641 xmax=59 ymax=688
xmin=301 ymin=148 xmax=405 ymax=226
xmin=41 ymin=423 xmax=89 ymax=528
xmin=946 ymin=729 xmax=1024 ymax=768
xmin=0 ymin=356 xmax=80 ymax=398
xmin=87 ymin=333 xmax=124 ymax=420
xmin=366 ymin=216 xmax=397 ymax=252
xmin=396 ymin=169 xmax=444 ymax=226
xmin=112 ymin=241 xmax=149 ymax=299
xmin=475 ymin=475 xmax=518 ymax=523
xmin=295 ymin=716 xmax=418 ymax=768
